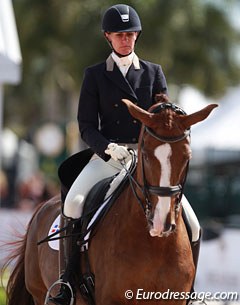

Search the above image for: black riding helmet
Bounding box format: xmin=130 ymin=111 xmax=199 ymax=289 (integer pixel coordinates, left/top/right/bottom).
xmin=102 ymin=4 xmax=142 ymax=34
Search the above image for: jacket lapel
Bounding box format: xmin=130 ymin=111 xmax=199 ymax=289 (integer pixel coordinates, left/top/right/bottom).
xmin=104 ymin=55 xmax=142 ymax=101
xmin=126 ymin=64 xmax=144 ymax=91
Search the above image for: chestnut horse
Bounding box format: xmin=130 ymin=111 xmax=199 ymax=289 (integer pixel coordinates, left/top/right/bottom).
xmin=5 ymin=98 xmax=217 ymax=305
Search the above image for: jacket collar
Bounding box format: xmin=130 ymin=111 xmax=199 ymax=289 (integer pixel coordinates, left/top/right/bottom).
xmin=106 ymin=54 xmax=140 ymax=71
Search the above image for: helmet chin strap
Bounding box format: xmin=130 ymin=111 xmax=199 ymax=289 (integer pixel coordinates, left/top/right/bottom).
xmin=113 ymin=50 xmax=133 ymax=57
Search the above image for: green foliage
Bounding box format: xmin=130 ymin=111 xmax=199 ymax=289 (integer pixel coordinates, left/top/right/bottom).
xmin=4 ymin=0 xmax=240 ymax=134
xmin=0 ymin=287 xmax=6 ymax=305
xmin=0 ymin=269 xmax=8 ymax=305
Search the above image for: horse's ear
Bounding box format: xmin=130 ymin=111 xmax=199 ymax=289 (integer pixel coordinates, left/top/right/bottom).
xmin=182 ymin=104 xmax=218 ymax=129
xmin=122 ymin=99 xmax=152 ymax=124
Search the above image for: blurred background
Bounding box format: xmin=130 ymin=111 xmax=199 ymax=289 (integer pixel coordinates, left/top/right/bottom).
xmin=0 ymin=0 xmax=240 ymax=303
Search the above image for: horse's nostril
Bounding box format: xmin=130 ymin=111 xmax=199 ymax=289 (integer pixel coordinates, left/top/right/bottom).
xmin=163 ymin=223 xmax=176 ymax=233
xmin=146 ymin=211 xmax=154 ymax=228
xmin=163 ymin=223 xmax=171 ymax=232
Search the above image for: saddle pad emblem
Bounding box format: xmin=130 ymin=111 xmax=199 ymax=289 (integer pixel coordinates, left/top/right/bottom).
xmin=48 ymin=214 xmax=60 ymax=251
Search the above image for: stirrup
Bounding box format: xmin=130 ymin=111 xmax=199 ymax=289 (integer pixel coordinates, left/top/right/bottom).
xmin=44 ymin=279 xmax=74 ymax=305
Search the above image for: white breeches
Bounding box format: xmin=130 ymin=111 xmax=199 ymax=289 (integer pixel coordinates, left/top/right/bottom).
xmin=63 ymin=155 xmax=122 ymax=219
xmin=63 ymin=154 xmax=200 ymax=242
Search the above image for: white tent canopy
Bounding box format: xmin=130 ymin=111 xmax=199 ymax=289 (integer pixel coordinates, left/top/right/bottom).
xmin=0 ymin=0 xmax=22 ymax=163
xmin=0 ymin=0 xmax=22 ymax=84
xmin=179 ymin=86 xmax=240 ymax=151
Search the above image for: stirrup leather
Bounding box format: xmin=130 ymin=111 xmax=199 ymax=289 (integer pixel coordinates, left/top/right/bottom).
xmin=44 ymin=279 xmax=74 ymax=305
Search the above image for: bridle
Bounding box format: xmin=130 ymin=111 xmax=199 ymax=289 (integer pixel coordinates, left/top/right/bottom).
xmin=123 ymin=102 xmax=190 ymax=220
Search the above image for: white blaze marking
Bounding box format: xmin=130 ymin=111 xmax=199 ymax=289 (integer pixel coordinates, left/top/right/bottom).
xmin=150 ymin=143 xmax=172 ymax=237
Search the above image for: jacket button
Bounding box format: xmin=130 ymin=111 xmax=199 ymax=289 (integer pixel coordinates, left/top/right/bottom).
xmin=116 ymin=120 xmax=120 ymax=124
xmin=114 ymin=103 xmax=119 ymax=107
xmin=132 ymin=137 xmax=137 ymax=142
xmin=133 ymin=120 xmax=137 ymax=124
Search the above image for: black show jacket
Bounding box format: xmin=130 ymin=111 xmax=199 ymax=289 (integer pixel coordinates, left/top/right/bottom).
xmin=78 ymin=55 xmax=167 ymax=161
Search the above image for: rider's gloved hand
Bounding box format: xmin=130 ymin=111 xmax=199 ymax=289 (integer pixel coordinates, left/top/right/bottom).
xmin=105 ymin=143 xmax=130 ymax=161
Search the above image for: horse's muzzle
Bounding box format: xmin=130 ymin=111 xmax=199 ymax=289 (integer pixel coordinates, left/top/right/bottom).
xmin=149 ymin=223 xmax=176 ymax=237
xmin=148 ymin=214 xmax=176 ymax=237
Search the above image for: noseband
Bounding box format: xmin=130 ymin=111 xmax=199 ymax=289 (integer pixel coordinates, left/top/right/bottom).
xmin=126 ymin=102 xmax=190 ymax=219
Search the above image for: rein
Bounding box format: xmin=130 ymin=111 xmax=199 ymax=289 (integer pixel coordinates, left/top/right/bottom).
xmin=124 ymin=102 xmax=190 ymax=219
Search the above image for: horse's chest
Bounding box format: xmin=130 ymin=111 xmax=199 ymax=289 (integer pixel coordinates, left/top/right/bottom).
xmin=92 ymin=228 xmax=194 ymax=305
xmin=109 ymin=237 xmax=193 ymax=278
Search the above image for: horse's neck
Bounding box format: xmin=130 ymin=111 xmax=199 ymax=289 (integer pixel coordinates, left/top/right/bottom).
xmin=118 ymin=182 xmax=148 ymax=230
xmin=116 ymin=190 xmax=188 ymax=256
xmin=121 ymin=180 xmax=187 ymax=241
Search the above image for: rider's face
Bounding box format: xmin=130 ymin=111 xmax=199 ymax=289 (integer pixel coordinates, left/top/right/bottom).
xmin=105 ymin=32 xmax=138 ymax=56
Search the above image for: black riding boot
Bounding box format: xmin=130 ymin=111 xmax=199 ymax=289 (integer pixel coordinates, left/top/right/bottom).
xmin=48 ymin=250 xmax=78 ymax=305
xmin=48 ymin=223 xmax=80 ymax=305
xmin=191 ymin=233 xmax=201 ymax=287
xmin=188 ymin=232 xmax=203 ymax=305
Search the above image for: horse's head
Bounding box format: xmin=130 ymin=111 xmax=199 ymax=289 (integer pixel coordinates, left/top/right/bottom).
xmin=122 ymin=95 xmax=218 ymax=238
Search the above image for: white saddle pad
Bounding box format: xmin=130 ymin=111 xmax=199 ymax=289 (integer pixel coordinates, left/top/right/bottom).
xmin=48 ymin=214 xmax=60 ymax=250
